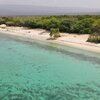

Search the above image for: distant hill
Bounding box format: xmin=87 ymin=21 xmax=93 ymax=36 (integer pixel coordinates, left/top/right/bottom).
xmin=0 ymin=5 xmax=100 ymax=16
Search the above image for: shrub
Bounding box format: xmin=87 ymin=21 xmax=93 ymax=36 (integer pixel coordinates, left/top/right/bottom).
xmin=72 ymin=18 xmax=94 ymax=34
xmin=24 ymin=20 xmax=38 ymax=28
xmin=50 ymin=28 xmax=60 ymax=39
xmin=46 ymin=17 xmax=60 ymax=30
xmin=0 ymin=16 xmax=100 ymax=35
xmin=87 ymin=34 xmax=100 ymax=43
xmin=71 ymin=21 xmax=84 ymax=33
xmin=92 ymin=19 xmax=100 ymax=35
xmin=0 ymin=18 xmax=5 ymax=24
xmin=6 ymin=21 xmax=15 ymax=26
xmin=59 ymin=19 xmax=72 ymax=32
xmin=80 ymin=28 xmax=91 ymax=34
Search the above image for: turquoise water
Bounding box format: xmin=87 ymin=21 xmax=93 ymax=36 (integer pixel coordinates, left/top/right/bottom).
xmin=0 ymin=33 xmax=100 ymax=100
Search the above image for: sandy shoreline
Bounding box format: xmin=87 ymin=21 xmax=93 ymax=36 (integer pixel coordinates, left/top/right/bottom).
xmin=0 ymin=26 xmax=100 ymax=53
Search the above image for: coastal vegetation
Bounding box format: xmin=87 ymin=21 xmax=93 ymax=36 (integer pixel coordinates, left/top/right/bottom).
xmin=0 ymin=15 xmax=100 ymax=42
xmin=50 ymin=28 xmax=60 ymax=39
xmin=87 ymin=34 xmax=100 ymax=43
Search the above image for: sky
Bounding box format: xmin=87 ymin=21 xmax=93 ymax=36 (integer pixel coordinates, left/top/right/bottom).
xmin=0 ymin=0 xmax=100 ymax=9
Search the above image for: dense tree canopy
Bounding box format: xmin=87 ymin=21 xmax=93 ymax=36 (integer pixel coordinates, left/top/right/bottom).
xmin=0 ymin=15 xmax=100 ymax=35
xmin=92 ymin=19 xmax=100 ymax=34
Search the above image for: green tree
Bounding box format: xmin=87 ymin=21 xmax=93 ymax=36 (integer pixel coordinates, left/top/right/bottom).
xmin=46 ymin=17 xmax=60 ymax=30
xmin=6 ymin=21 xmax=15 ymax=26
xmin=24 ymin=19 xmax=38 ymax=28
xmin=0 ymin=18 xmax=5 ymax=24
xmin=50 ymin=28 xmax=60 ymax=39
xmin=92 ymin=19 xmax=100 ymax=35
xmin=72 ymin=18 xmax=94 ymax=34
xmin=59 ymin=19 xmax=72 ymax=32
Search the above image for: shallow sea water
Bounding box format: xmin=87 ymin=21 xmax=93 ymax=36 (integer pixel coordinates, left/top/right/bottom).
xmin=0 ymin=33 xmax=100 ymax=100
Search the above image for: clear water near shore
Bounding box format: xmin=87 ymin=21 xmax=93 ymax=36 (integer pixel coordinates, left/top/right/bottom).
xmin=0 ymin=33 xmax=100 ymax=100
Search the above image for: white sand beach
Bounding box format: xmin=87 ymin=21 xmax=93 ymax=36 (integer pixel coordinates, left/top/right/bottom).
xmin=0 ymin=26 xmax=100 ymax=53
